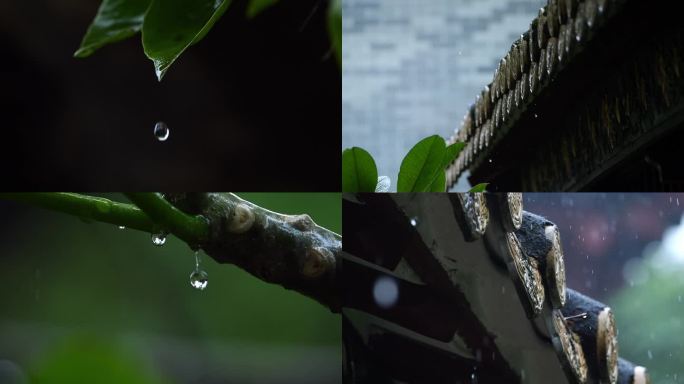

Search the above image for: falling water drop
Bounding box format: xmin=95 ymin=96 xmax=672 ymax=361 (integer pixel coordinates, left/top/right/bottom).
xmin=373 ymin=276 xmax=399 ymax=309
xmin=154 ymin=121 xmax=170 ymax=141
xmin=564 ymin=312 xmax=588 ymax=320
xmin=118 ymin=225 xmax=126 ymax=230
xmin=151 ymin=232 xmax=167 ymax=246
xmin=190 ymin=270 xmax=208 ymax=290
xmin=190 ymin=251 xmax=208 ymax=290
xmin=647 ymin=350 xmax=653 ymax=360
xmin=410 ymin=217 xmax=418 ymax=227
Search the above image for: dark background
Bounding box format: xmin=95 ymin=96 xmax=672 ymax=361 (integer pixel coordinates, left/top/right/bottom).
xmin=0 ymin=0 xmax=340 ymax=190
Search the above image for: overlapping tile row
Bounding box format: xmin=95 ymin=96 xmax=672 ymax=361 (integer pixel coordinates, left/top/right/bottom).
xmin=445 ymin=0 xmax=628 ymax=188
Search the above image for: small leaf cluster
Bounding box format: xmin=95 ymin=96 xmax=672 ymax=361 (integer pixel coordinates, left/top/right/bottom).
xmin=342 ymin=135 xmax=488 ymax=193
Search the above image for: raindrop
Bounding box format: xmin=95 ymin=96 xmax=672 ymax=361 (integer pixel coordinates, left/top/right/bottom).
xmin=410 ymin=217 xmax=418 ymax=227
xmin=190 ymin=270 xmax=208 ymax=290
xmin=151 ymin=232 xmax=167 ymax=246
xmin=190 ymin=251 xmax=208 ymax=290
xmin=564 ymin=312 xmax=588 ymax=320
xmin=154 ymin=121 xmax=170 ymax=141
xmin=597 ymin=0 xmax=607 ymax=13
xmin=575 ymin=8 xmax=585 ymax=42
xmin=647 ymin=350 xmax=653 ymax=359
xmin=373 ymin=276 xmax=399 ymax=309
xmin=678 ymin=197 xmax=680 ymax=206
xmin=118 ymin=225 xmax=126 ymax=230
xmin=488 ymin=159 xmax=493 ymax=163
xmin=534 ymin=113 xmax=538 ymax=118
xmin=585 ymin=0 xmax=597 ymax=27
xmin=678 ymin=295 xmax=682 ymax=303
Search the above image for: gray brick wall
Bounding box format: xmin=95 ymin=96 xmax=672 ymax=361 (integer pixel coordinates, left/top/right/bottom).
xmin=342 ymin=0 xmax=546 ymax=190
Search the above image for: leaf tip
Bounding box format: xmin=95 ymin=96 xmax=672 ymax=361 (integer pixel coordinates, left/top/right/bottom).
xmin=468 ymin=183 xmax=489 ymax=193
xmin=154 ymin=63 xmax=167 ymax=82
xmin=73 ymin=47 xmax=93 ymax=58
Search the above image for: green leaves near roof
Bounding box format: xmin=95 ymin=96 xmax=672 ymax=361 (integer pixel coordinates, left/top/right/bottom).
xmin=342 ymin=147 xmax=378 ymax=193
xmin=397 ymin=136 xmax=463 ymax=192
xmin=342 ymin=137 xmax=466 ymax=193
xmin=468 ymin=183 xmax=489 ymax=192
xmin=142 ymin=0 xmax=232 ymax=80
xmin=74 ymin=0 xmax=152 ymax=58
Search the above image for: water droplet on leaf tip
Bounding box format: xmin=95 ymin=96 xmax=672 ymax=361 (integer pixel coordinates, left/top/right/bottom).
xmin=154 ymin=121 xmax=170 ymax=141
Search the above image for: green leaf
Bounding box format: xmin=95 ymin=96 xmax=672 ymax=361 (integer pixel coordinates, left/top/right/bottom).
xmin=442 ymin=142 xmax=465 ymax=169
xmin=247 ymin=0 xmax=280 ymax=18
xmin=427 ymin=171 xmax=447 ymax=192
xmin=328 ymin=0 xmax=341 ymax=68
xmin=397 ymin=135 xmax=447 ymax=192
xmin=469 ymin=183 xmax=489 ymax=192
xmin=74 ymin=0 xmax=152 ymax=58
xmin=342 ymin=147 xmax=378 ymax=193
xmin=142 ymin=0 xmax=232 ymax=80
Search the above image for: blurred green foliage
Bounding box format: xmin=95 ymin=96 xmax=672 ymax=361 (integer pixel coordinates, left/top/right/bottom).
xmin=0 ymin=193 xmax=340 ymax=383
xmin=611 ymin=251 xmax=684 ymax=384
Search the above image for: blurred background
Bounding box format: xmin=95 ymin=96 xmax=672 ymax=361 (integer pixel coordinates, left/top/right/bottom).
xmin=0 ymin=193 xmax=341 ymax=384
xmin=525 ymin=193 xmax=684 ymax=384
xmin=342 ymin=0 xmax=546 ymax=190
xmin=0 ymin=0 xmax=340 ymax=190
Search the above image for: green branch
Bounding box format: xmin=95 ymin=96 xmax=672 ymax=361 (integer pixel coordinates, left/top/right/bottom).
xmin=0 ymin=192 xmax=340 ymax=310
xmin=0 ymin=193 xmax=209 ymax=245
xmin=0 ymin=193 xmax=155 ymax=232
xmin=124 ymin=193 xmax=209 ymax=245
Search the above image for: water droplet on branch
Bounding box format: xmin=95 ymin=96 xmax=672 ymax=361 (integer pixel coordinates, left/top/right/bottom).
xmin=190 ymin=270 xmax=208 ymax=290
xmin=154 ymin=121 xmax=170 ymax=141
xmin=189 ymin=251 xmax=208 ymax=290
